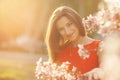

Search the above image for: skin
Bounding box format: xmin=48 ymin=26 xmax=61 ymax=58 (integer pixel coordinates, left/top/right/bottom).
xmin=56 ymin=16 xmax=81 ymax=46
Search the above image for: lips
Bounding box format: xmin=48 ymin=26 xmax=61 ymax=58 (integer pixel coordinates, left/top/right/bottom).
xmin=67 ymin=33 xmax=74 ymax=40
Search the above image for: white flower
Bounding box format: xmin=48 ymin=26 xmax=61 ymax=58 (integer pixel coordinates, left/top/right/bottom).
xmin=35 ymin=58 xmax=82 ymax=80
xmin=78 ymin=44 xmax=89 ymax=59
xmin=72 ymin=66 xmax=77 ymax=73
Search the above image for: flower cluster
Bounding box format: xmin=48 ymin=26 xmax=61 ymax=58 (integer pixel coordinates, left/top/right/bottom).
xmin=83 ymin=0 xmax=120 ymax=38
xmin=35 ymin=58 xmax=85 ymax=80
xmin=82 ymin=14 xmax=99 ymax=37
xmin=96 ymin=8 xmax=120 ymax=36
xmin=78 ymin=44 xmax=89 ymax=59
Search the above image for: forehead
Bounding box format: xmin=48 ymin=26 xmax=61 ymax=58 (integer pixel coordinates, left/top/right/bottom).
xmin=56 ymin=16 xmax=70 ymax=27
xmin=58 ymin=16 xmax=69 ymax=22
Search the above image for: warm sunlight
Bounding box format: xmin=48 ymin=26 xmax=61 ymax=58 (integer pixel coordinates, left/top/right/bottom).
xmin=1 ymin=0 xmax=114 ymax=80
xmin=0 ymin=0 xmax=45 ymax=40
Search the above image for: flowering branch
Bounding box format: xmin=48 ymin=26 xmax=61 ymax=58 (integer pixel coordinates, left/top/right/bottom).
xmin=35 ymin=58 xmax=84 ymax=80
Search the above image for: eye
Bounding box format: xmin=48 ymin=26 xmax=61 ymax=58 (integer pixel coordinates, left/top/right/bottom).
xmin=66 ymin=22 xmax=73 ymax=27
xmin=58 ymin=27 xmax=64 ymax=32
xmin=57 ymin=26 xmax=64 ymax=33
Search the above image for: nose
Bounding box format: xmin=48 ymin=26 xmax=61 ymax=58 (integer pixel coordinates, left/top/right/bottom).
xmin=65 ymin=27 xmax=70 ymax=35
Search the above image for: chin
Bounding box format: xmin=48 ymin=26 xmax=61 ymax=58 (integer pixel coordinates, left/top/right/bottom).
xmin=69 ymin=39 xmax=75 ymax=42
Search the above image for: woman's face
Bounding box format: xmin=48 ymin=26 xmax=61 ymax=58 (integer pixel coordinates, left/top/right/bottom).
xmin=56 ymin=16 xmax=80 ymax=43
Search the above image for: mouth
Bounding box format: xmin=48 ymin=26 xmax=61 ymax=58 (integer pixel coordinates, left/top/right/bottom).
xmin=67 ymin=33 xmax=74 ymax=40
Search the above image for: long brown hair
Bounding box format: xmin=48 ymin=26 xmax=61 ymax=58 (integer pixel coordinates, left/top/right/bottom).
xmin=45 ymin=6 xmax=86 ymax=63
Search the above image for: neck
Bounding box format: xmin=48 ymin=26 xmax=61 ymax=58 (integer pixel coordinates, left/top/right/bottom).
xmin=72 ymin=36 xmax=86 ymax=47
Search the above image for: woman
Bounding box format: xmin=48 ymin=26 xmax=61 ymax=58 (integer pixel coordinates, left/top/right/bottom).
xmin=46 ymin=6 xmax=101 ymax=79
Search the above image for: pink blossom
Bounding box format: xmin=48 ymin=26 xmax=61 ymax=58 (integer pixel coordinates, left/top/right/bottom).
xmin=35 ymin=58 xmax=83 ymax=80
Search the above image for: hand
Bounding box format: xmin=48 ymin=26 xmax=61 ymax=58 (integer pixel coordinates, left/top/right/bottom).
xmin=83 ymin=68 xmax=104 ymax=80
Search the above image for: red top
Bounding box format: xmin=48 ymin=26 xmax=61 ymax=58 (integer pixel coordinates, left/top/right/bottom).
xmin=57 ymin=40 xmax=101 ymax=74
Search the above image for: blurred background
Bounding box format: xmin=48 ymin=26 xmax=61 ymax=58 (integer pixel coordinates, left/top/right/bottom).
xmin=0 ymin=0 xmax=105 ymax=80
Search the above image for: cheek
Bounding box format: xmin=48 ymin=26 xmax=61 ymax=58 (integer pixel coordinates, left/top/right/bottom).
xmin=59 ymin=31 xmax=66 ymax=38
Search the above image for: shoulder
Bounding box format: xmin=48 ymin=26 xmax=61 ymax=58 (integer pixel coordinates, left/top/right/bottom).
xmin=93 ymin=40 xmax=101 ymax=44
xmin=85 ymin=39 xmax=102 ymax=49
xmin=91 ymin=40 xmax=102 ymax=48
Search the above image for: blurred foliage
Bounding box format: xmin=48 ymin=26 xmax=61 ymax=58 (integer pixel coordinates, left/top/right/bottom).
xmin=0 ymin=61 xmax=36 ymax=80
